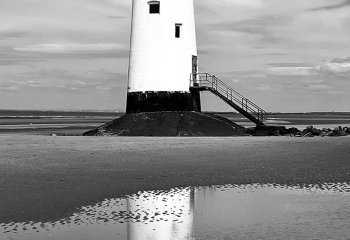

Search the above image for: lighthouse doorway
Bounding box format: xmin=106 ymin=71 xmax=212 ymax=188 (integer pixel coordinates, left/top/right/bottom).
xmin=192 ymin=55 xmax=198 ymax=85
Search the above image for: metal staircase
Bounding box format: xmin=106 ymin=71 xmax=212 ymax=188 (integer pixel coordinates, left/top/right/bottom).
xmin=190 ymin=73 xmax=267 ymax=126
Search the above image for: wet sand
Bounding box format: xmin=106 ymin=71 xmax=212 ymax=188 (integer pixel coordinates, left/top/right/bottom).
xmin=1 ymin=135 xmax=350 ymax=224
xmin=0 ymin=117 xmax=112 ymax=136
xmin=3 ymin=184 xmax=350 ymax=240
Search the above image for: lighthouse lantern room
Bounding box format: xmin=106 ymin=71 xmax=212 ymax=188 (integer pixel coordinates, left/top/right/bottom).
xmin=127 ymin=0 xmax=201 ymax=113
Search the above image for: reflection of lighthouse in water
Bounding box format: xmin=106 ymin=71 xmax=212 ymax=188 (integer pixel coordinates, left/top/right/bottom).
xmin=127 ymin=188 xmax=195 ymax=240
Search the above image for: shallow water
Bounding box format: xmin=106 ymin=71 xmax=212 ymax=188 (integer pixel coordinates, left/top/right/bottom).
xmin=1 ymin=183 xmax=350 ymax=240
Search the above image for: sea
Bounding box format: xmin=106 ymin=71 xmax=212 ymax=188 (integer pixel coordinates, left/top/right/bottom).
xmin=1 ymin=110 xmax=350 ymax=133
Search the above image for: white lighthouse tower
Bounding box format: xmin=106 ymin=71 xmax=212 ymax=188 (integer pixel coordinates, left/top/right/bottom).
xmin=127 ymin=0 xmax=200 ymax=113
xmin=84 ymin=0 xmax=263 ymax=136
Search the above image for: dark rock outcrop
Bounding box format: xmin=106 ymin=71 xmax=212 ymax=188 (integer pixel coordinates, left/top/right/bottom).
xmin=246 ymin=125 xmax=288 ymax=136
xmin=298 ymin=126 xmax=350 ymax=137
xmin=84 ymin=111 xmax=246 ymax=137
xmin=246 ymin=125 xmax=350 ymax=137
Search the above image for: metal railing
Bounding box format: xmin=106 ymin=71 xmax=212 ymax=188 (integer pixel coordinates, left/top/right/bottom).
xmin=190 ymin=73 xmax=267 ymax=124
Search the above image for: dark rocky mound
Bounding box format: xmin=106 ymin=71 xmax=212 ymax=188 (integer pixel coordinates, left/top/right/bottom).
xmin=83 ymin=111 xmax=246 ymax=136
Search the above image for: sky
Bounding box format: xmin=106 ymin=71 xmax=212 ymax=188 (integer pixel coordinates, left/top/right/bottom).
xmin=0 ymin=0 xmax=349 ymax=112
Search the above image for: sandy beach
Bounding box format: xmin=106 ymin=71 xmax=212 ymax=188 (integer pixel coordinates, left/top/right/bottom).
xmin=1 ymin=134 xmax=350 ymax=224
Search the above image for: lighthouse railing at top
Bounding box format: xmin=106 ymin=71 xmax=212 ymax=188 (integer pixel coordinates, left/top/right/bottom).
xmin=190 ymin=73 xmax=267 ymax=123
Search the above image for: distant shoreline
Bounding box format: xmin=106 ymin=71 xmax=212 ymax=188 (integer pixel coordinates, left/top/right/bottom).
xmin=1 ymin=111 xmax=350 ymax=136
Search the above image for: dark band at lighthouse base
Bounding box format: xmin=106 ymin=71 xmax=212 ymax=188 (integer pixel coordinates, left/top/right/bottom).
xmin=126 ymin=91 xmax=201 ymax=114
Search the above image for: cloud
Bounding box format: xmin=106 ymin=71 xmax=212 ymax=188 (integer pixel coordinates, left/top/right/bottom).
xmin=267 ymin=58 xmax=350 ymax=77
xmin=0 ymin=45 xmax=129 ymax=66
xmin=318 ymin=58 xmax=350 ymax=76
xmin=0 ymin=79 xmax=20 ymax=92
xmin=205 ymin=15 xmax=288 ymax=45
xmin=268 ymin=66 xmax=318 ymax=77
xmin=197 ymin=49 xmax=210 ymax=55
xmin=326 ymin=90 xmax=345 ymax=95
xmin=0 ymin=31 xmax=28 ymax=39
xmin=330 ymin=57 xmax=350 ymax=63
xmin=267 ymin=63 xmax=314 ymax=67
xmin=4 ymin=68 xmax=127 ymax=93
xmin=257 ymin=83 xmax=271 ymax=91
xmin=197 ymin=0 xmax=263 ymax=11
xmin=307 ymin=84 xmax=331 ymax=91
xmin=309 ymin=0 xmax=350 ymax=11
xmin=219 ymin=70 xmax=267 ymax=79
xmin=14 ymin=43 xmax=124 ymax=53
xmin=107 ymin=16 xmax=126 ymax=19
xmin=1 ymin=0 xmax=350 ymax=111
xmin=304 ymin=85 xmax=345 ymax=95
xmin=320 ymin=62 xmax=350 ymax=74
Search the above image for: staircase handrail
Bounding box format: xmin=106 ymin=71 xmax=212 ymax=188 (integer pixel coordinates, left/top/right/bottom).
xmin=190 ymin=73 xmax=267 ymax=122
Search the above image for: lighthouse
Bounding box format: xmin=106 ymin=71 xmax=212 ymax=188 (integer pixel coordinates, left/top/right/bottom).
xmin=126 ymin=0 xmax=201 ymax=113
xmin=84 ymin=0 xmax=246 ymax=136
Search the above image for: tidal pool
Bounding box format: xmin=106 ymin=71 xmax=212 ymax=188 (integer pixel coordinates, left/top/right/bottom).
xmin=1 ymin=183 xmax=350 ymax=240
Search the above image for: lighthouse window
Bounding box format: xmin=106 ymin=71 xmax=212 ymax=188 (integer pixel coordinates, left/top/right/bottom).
xmin=148 ymin=1 xmax=160 ymax=14
xmin=175 ymin=24 xmax=182 ymax=38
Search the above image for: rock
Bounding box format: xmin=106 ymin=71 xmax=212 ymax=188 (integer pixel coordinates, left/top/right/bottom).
xmin=322 ymin=128 xmax=330 ymax=133
xmin=273 ymin=130 xmax=280 ymax=136
xmin=254 ymin=131 xmax=270 ymax=136
xmin=333 ymin=127 xmax=340 ymax=132
xmin=84 ymin=112 xmax=246 ymax=137
xmin=303 ymin=126 xmax=315 ymax=135
xmin=301 ymin=126 xmax=324 ymax=136
xmin=306 ymin=126 xmax=313 ymax=130
xmin=338 ymin=131 xmax=347 ymax=136
xmin=302 ymin=132 xmax=314 ymax=137
xmin=311 ymin=127 xmax=321 ymax=136
xmin=302 ymin=129 xmax=309 ymax=135
xmin=254 ymin=125 xmax=287 ymax=136
xmin=245 ymin=127 xmax=256 ymax=135
xmin=325 ymin=131 xmax=335 ymax=136
xmin=328 ymin=130 xmax=345 ymax=137
xmin=286 ymin=127 xmax=301 ymax=135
